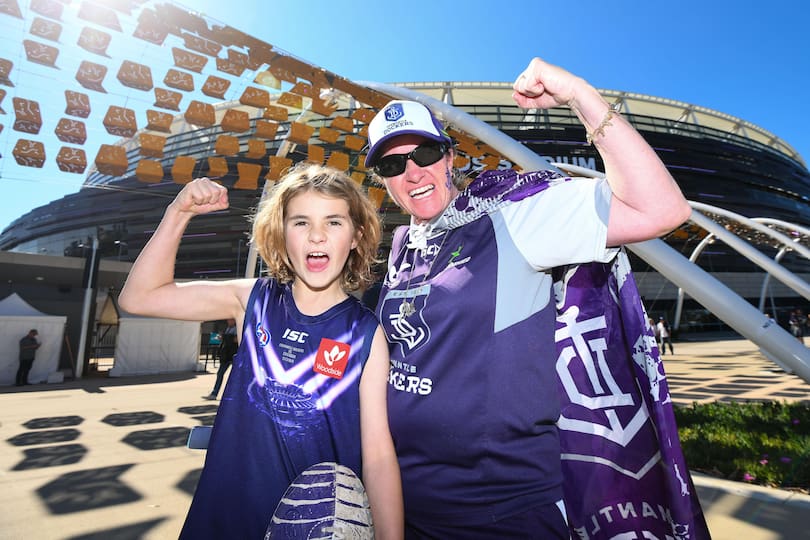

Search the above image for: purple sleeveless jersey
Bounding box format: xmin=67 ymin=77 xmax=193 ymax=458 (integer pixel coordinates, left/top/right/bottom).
xmin=180 ymin=278 xmax=379 ymax=539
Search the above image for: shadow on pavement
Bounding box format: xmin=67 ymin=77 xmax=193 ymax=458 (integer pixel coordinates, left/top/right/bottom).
xmin=23 ymin=415 xmax=84 ymax=428
xmin=36 ymin=464 xmax=141 ymax=514
xmin=13 ymin=443 xmax=88 ymax=470
xmin=177 ymin=468 xmax=203 ymax=497
xmin=66 ymin=518 xmax=167 ymax=540
xmin=8 ymin=427 xmax=81 ymax=446
xmin=102 ymin=411 xmax=165 ymax=427
xmin=121 ymin=426 xmax=191 ymax=451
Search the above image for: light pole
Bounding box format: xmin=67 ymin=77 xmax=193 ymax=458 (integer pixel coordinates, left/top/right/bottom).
xmin=76 ymin=236 xmax=99 ymax=379
xmin=114 ymin=240 xmax=128 ymax=261
xmin=236 ymin=238 xmax=244 ymax=276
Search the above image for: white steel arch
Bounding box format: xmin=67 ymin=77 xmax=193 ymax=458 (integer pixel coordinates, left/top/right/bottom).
xmin=672 ymin=232 xmax=717 ymax=332
xmin=759 ymin=247 xmax=791 ymax=317
xmin=672 ymin=204 xmax=810 ymax=331
xmin=689 ymin=202 xmax=810 ymax=261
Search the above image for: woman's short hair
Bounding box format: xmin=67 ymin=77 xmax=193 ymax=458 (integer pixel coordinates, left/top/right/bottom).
xmin=250 ymin=163 xmax=381 ymax=292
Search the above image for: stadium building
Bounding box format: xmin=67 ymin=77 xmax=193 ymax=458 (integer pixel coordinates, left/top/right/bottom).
xmin=1 ymin=0 xmax=809 ymax=379
xmin=2 ymin=82 xmax=809 ymax=328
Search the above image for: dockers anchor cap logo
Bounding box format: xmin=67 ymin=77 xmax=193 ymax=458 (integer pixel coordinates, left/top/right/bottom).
xmin=384 ymin=103 xmax=404 ymax=122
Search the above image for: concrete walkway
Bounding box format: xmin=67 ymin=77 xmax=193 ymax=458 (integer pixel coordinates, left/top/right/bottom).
xmin=1 ymin=336 xmax=808 ymax=539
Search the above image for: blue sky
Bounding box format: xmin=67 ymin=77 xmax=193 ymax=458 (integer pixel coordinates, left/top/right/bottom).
xmin=1 ymin=0 xmax=809 ymax=233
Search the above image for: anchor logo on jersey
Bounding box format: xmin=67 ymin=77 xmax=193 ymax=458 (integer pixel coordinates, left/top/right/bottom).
xmin=380 ymin=285 xmax=430 ymax=355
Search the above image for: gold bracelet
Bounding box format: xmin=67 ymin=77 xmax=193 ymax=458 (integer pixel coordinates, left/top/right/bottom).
xmin=586 ymin=103 xmax=622 ymax=145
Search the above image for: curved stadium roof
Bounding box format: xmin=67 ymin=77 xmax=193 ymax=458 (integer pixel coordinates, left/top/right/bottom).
xmin=393 ymin=81 xmax=804 ymax=168
xmin=80 ymin=80 xmax=805 ymax=191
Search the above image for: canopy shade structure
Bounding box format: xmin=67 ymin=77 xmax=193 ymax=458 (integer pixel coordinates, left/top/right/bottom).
xmin=0 ymin=293 xmax=66 ymax=385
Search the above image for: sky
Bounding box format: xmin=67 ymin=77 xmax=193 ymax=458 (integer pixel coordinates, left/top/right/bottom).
xmin=1 ymin=0 xmax=809 ymax=233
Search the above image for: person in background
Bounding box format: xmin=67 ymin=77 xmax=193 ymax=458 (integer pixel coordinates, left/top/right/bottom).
xmin=119 ymin=163 xmax=402 ymax=539
xmin=657 ymin=316 xmax=675 ymax=355
xmin=204 ymin=318 xmax=237 ymax=400
xmin=789 ymin=309 xmax=806 ymax=343
xmin=16 ymin=329 xmax=40 ymax=386
xmin=365 ymin=56 xmax=692 ymax=538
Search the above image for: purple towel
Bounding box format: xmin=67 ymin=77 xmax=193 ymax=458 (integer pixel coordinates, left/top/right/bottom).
xmin=554 ymin=254 xmax=710 ymax=539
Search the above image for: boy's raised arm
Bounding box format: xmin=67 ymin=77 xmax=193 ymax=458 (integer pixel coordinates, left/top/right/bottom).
xmin=119 ymin=178 xmax=251 ymax=323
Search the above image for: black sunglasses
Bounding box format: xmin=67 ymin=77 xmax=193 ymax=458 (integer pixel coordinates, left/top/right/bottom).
xmin=374 ymin=142 xmax=448 ymax=178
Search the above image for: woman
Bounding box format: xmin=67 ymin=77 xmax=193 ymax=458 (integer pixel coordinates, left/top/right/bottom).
xmin=365 ymin=57 xmax=692 ymax=538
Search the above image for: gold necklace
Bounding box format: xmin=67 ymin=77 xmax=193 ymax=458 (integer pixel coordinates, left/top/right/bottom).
xmin=399 ymin=230 xmax=449 ymax=318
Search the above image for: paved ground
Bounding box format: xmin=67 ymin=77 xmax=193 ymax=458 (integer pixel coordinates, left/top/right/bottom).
xmin=663 ymin=334 xmax=810 ymax=407
xmin=662 ymin=335 xmax=810 ymax=540
xmin=1 ymin=335 xmax=808 ymax=539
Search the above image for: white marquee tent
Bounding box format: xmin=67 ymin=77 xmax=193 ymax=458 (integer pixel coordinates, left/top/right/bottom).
xmin=109 ymin=314 xmax=201 ymax=377
xmin=0 ymin=293 xmax=67 ymax=385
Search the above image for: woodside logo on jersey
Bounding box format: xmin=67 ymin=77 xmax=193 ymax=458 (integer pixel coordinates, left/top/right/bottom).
xmin=313 ymin=338 xmax=350 ymax=379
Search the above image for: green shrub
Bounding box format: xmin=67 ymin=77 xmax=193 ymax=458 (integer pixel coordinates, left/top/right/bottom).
xmin=674 ymin=401 xmax=809 ymax=491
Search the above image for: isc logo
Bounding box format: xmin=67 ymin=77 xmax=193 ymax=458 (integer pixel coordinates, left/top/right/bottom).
xmin=282 ymin=328 xmax=308 ymax=343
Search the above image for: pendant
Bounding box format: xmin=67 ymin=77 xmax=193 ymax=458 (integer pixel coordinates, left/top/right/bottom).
xmin=399 ymin=299 xmax=416 ymax=318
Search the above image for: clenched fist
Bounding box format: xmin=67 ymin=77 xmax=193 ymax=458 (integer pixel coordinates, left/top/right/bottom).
xmin=512 ymin=57 xmax=584 ymax=110
xmin=170 ymin=177 xmax=230 ymax=216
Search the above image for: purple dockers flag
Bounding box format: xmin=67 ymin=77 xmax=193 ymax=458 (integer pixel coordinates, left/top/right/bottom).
xmin=554 ymin=254 xmax=711 ymax=539
xmin=444 ymin=169 xmax=710 ymax=539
